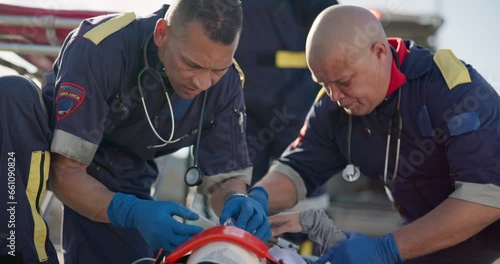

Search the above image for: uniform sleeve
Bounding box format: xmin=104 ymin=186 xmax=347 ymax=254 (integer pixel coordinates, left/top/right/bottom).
xmin=197 ymin=67 xmax=252 ymax=195
xmin=270 ymin=96 xmax=346 ymax=201
xmin=49 ymin=36 xmax=116 ymax=165
xmin=426 ymin=63 xmax=500 ymax=208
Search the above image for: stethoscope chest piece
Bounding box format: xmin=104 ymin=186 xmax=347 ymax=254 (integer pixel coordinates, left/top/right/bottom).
xmin=184 ymin=166 xmax=203 ymax=187
xmin=342 ymin=164 xmax=361 ymax=182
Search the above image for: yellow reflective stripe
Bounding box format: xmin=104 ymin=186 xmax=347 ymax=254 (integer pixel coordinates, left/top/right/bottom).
xmin=232 ymin=59 xmax=245 ymax=88
xmin=25 ymin=151 xmax=50 ymax=262
xmin=433 ymin=49 xmax=471 ymax=90
xmin=275 ymin=50 xmax=307 ymax=68
xmin=83 ymin=12 xmax=136 ymax=45
xmin=314 ymin=88 xmax=327 ymax=103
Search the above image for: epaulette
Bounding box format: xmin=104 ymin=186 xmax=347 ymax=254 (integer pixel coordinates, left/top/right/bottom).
xmin=275 ymin=50 xmax=307 ymax=68
xmin=433 ymin=49 xmax=471 ymax=89
xmin=232 ymin=59 xmax=245 ymax=88
xmin=83 ymin=12 xmax=136 ymax=45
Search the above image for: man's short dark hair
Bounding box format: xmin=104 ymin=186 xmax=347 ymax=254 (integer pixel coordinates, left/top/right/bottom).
xmin=167 ymin=0 xmax=243 ymax=45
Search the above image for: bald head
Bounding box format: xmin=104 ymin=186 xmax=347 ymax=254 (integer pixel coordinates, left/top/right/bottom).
xmin=305 ymin=5 xmax=394 ymax=116
xmin=306 ymin=5 xmax=388 ymax=67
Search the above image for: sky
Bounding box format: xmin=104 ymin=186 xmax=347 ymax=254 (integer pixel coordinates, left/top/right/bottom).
xmin=0 ymin=0 xmax=498 ymax=89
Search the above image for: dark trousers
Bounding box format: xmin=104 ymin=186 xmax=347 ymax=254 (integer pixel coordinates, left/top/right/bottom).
xmin=0 ymin=75 xmax=58 ymax=263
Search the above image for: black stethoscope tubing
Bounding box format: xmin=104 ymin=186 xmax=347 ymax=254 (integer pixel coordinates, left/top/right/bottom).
xmin=184 ymin=90 xmax=207 ymax=187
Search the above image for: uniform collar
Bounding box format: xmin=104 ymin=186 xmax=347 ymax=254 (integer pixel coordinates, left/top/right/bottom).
xmin=386 ymin=38 xmax=409 ymax=96
xmin=399 ymin=40 xmax=434 ymax=81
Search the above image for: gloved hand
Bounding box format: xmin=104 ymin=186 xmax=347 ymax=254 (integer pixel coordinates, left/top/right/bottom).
xmin=314 ymin=232 xmax=405 ymax=264
xmin=219 ymin=186 xmax=272 ymax=241
xmin=107 ymin=192 xmax=204 ymax=252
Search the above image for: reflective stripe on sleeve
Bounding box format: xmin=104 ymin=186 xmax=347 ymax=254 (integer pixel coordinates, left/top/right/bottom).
xmin=268 ymin=161 xmax=307 ymax=205
xmin=449 ymin=181 xmax=500 ymax=208
xmin=198 ymin=167 xmax=253 ymax=195
xmin=51 ymin=129 xmax=98 ymax=165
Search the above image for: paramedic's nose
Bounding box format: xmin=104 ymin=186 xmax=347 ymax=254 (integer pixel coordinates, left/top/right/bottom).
xmin=193 ymin=71 xmax=212 ymax=91
xmin=328 ymin=85 xmax=345 ymax=102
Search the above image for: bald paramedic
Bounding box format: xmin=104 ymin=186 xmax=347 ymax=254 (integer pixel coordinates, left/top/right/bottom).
xmin=255 ymin=5 xmax=500 ymax=264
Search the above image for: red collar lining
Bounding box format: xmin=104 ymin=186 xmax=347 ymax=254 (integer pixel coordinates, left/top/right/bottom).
xmin=386 ymin=38 xmax=409 ymax=96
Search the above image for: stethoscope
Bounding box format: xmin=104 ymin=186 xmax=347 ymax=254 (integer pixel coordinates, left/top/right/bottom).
xmin=342 ymin=47 xmax=403 ymax=185
xmin=137 ymin=33 xmax=206 ymax=187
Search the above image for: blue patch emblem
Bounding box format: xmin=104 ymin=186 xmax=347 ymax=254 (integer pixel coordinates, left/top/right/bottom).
xmin=447 ymin=112 xmax=480 ymax=136
xmin=56 ymin=83 xmax=86 ymax=120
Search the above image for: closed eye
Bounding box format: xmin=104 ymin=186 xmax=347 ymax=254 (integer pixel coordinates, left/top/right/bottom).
xmin=338 ymin=80 xmax=350 ymax=87
xmin=187 ymin=62 xmax=202 ymax=70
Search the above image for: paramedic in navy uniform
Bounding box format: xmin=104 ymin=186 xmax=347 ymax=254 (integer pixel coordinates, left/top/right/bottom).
xmin=253 ymin=5 xmax=500 ymax=264
xmin=234 ymin=0 xmax=338 ymax=249
xmin=42 ymin=0 xmax=270 ymax=263
xmin=0 ymin=75 xmax=59 ymax=264
xmin=235 ymin=0 xmax=338 ymax=184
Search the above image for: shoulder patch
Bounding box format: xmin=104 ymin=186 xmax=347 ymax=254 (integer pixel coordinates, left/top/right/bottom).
xmin=56 ymin=83 xmax=86 ymax=120
xmin=83 ymin=12 xmax=136 ymax=45
xmin=433 ymin=49 xmax=471 ymax=90
xmin=447 ymin=112 xmax=480 ymax=136
xmin=314 ymin=88 xmax=327 ymax=103
xmin=232 ymin=59 xmax=245 ymax=88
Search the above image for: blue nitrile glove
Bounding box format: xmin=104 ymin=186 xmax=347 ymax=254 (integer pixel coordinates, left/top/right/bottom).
xmin=107 ymin=192 xmax=204 ymax=252
xmin=219 ymin=186 xmax=272 ymax=241
xmin=314 ymin=232 xmax=405 ymax=264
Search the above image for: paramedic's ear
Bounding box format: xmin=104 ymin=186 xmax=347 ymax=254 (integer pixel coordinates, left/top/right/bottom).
xmin=371 ymin=41 xmax=388 ymax=63
xmin=154 ymin=19 xmax=169 ymax=48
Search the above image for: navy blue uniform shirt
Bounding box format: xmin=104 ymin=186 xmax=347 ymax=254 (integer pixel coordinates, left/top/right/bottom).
xmin=42 ymin=5 xmax=251 ymax=198
xmin=235 ymin=0 xmax=338 ymax=183
xmin=274 ymin=39 xmax=500 ymax=223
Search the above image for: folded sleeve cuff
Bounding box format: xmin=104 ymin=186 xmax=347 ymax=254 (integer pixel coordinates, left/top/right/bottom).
xmin=449 ymin=181 xmax=500 ymax=208
xmin=198 ymin=166 xmax=253 ymax=195
xmin=50 ymin=129 xmax=98 ymax=165
xmin=268 ymin=161 xmax=307 ymax=204
xmin=300 ymin=208 xmax=346 ymax=253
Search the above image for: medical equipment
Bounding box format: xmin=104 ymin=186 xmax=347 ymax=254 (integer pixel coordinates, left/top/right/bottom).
xmin=157 ymin=226 xmax=277 ymax=264
xmin=342 ymin=47 xmax=403 ymax=184
xmin=183 ymin=91 xmax=207 ymax=187
xmin=268 ymin=237 xmax=300 ymax=252
xmin=382 ymin=87 xmax=402 ymax=184
xmin=137 ymin=34 xmax=207 ymax=187
xmin=342 ymin=115 xmax=361 ymax=182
